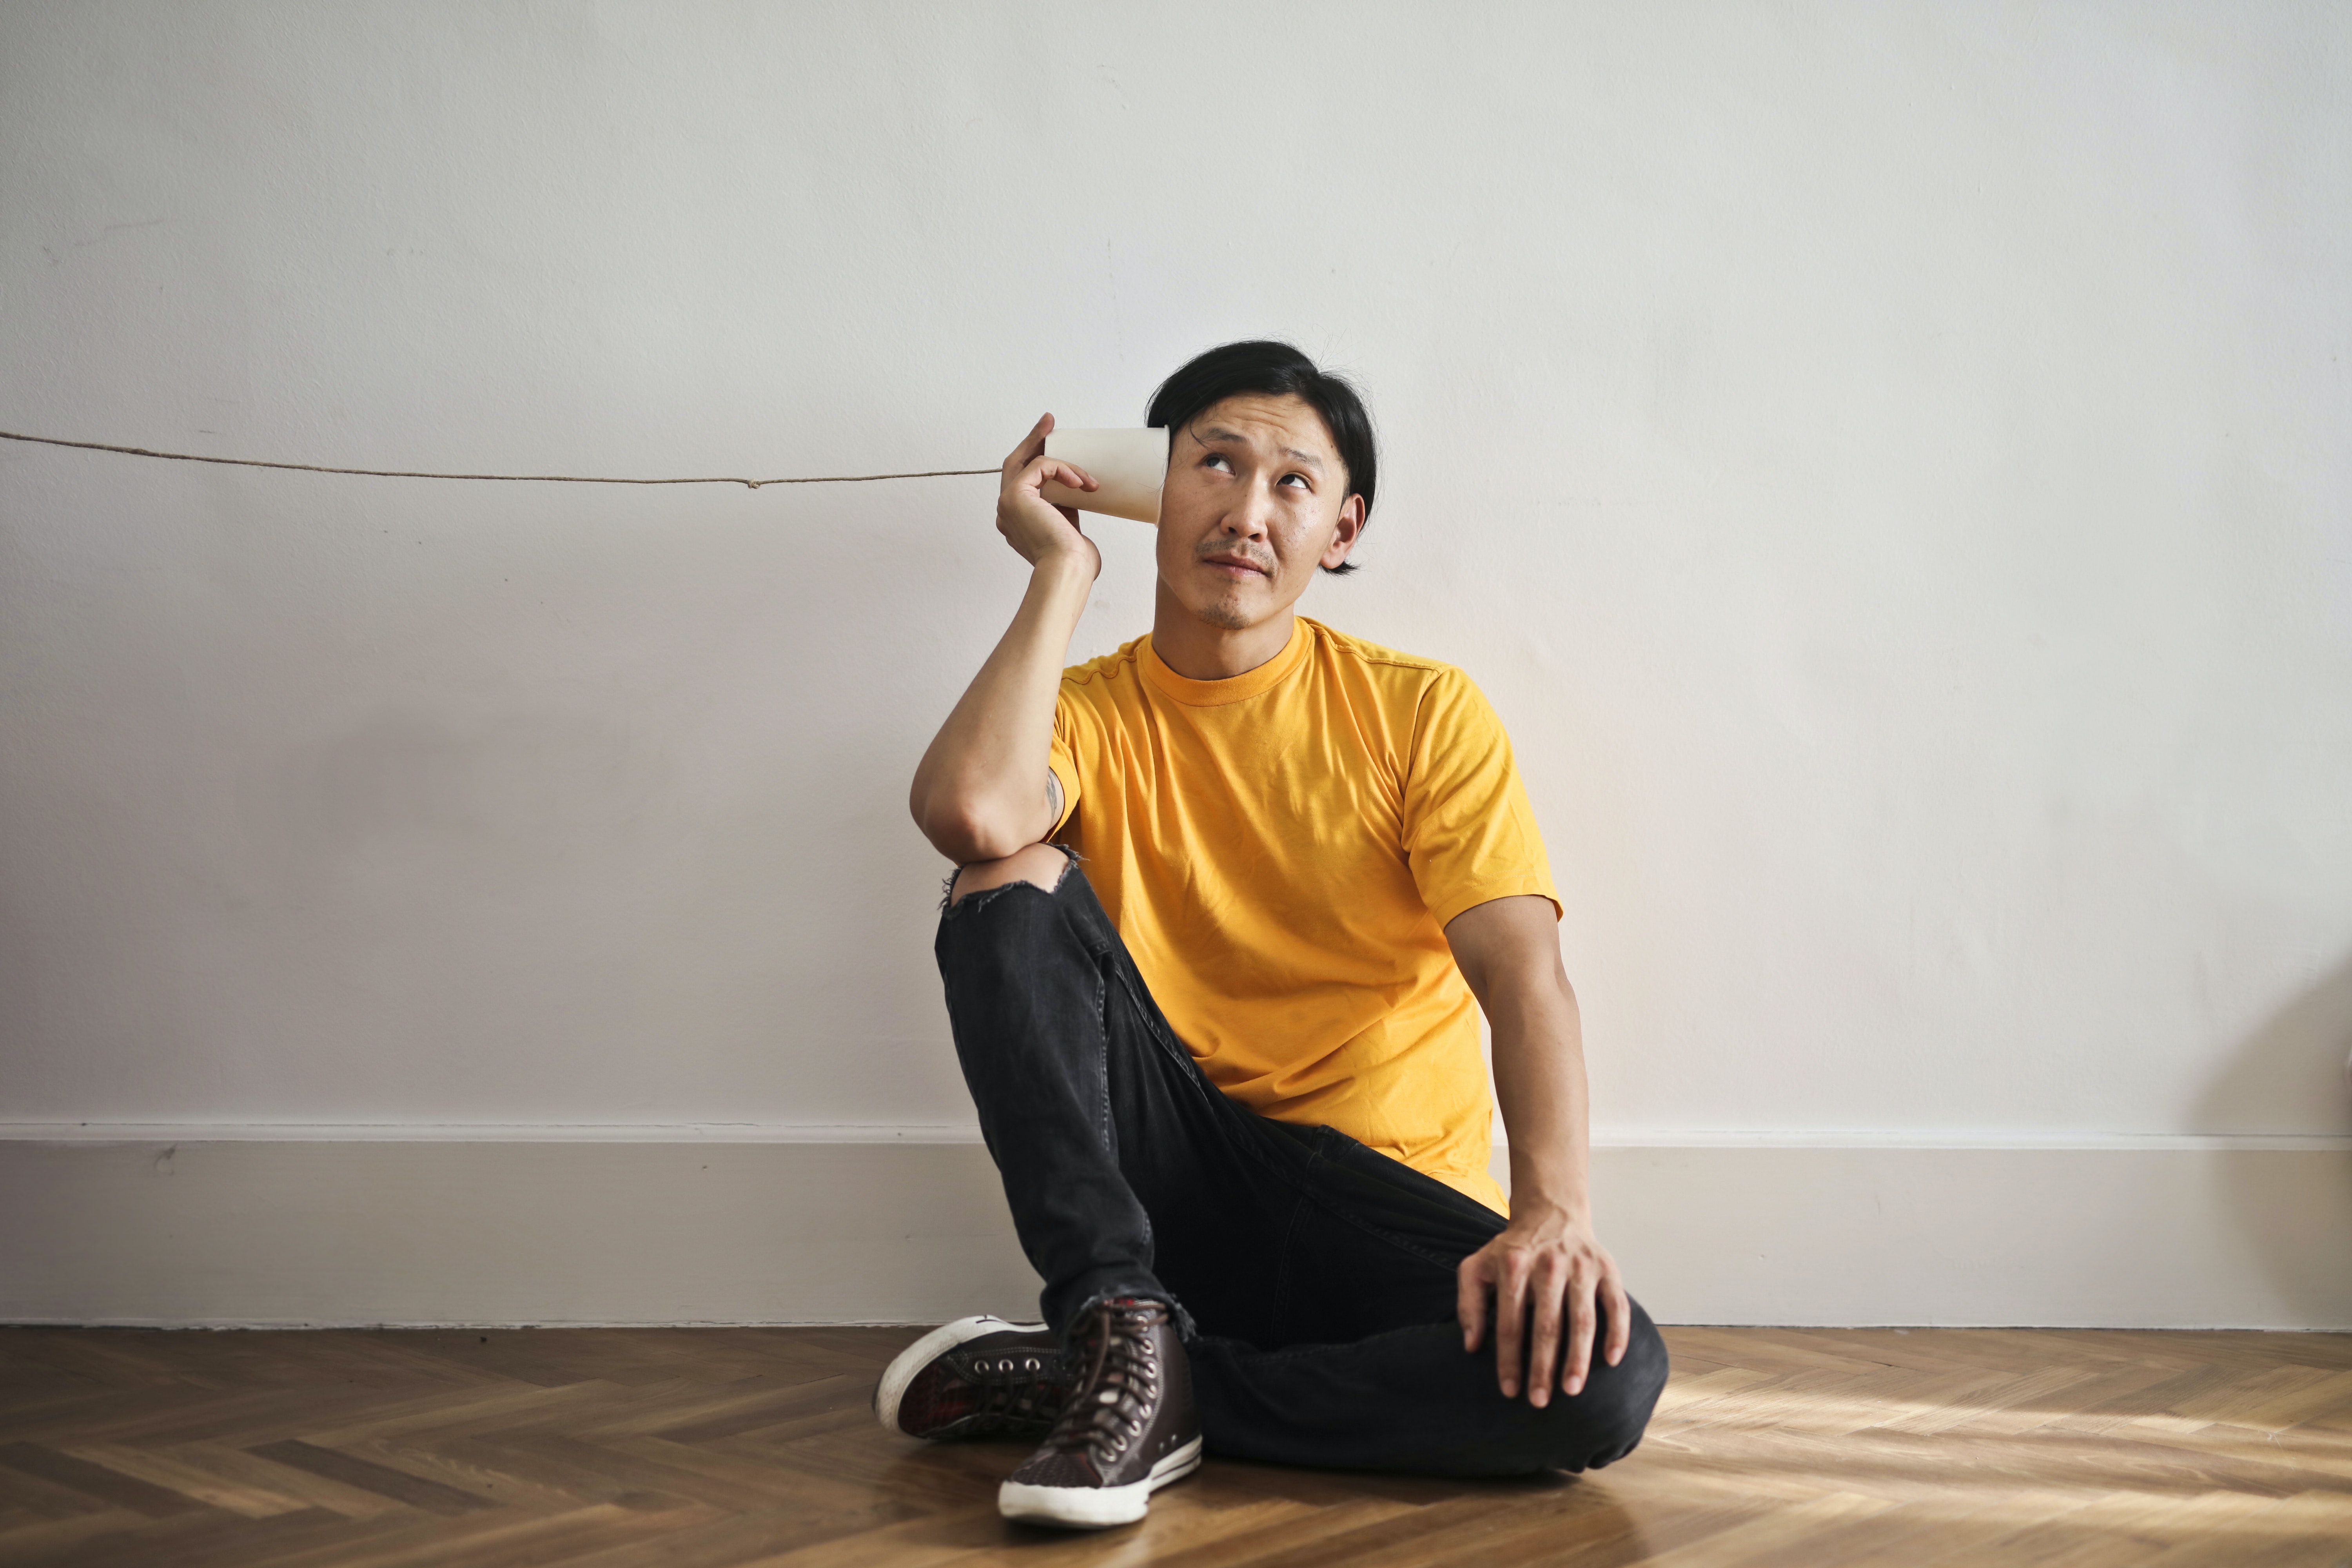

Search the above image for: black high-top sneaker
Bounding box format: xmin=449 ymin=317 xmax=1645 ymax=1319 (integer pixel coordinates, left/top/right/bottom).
xmin=997 ymin=1298 xmax=1201 ymax=1529
xmin=874 ymin=1316 xmax=1075 ymax=1442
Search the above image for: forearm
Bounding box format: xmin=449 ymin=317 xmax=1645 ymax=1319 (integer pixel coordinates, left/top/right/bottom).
xmin=1446 ymin=894 xmax=1628 ymax=1397
xmin=1487 ymin=962 xmax=1594 ymax=1223
xmin=1445 ymin=895 xmax=1594 ymax=1222
xmin=909 ymin=555 xmax=1092 ymax=862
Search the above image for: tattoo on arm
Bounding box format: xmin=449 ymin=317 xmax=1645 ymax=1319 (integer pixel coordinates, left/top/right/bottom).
xmin=1045 ymin=769 xmax=1063 ymax=827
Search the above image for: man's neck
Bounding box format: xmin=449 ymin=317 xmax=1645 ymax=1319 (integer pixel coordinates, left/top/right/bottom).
xmin=1150 ymin=593 xmax=1298 ymax=682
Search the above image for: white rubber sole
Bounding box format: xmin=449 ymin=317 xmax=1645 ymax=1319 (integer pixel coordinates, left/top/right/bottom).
xmin=998 ymin=1436 xmax=1204 ymax=1529
xmin=873 ymin=1315 xmax=1046 ymax=1436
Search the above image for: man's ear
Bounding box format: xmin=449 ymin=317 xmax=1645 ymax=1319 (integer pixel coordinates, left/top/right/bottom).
xmin=1321 ymin=494 xmax=1367 ymax=570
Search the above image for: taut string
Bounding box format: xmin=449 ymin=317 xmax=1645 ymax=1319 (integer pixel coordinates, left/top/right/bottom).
xmin=0 ymin=428 xmax=995 ymax=490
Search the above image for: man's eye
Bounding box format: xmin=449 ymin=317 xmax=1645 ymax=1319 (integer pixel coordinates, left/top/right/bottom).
xmin=1280 ymin=474 xmax=1308 ymax=489
xmin=1204 ymin=454 xmax=1232 ymax=471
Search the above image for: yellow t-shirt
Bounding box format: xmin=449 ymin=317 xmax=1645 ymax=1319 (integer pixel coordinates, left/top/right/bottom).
xmin=1046 ymin=615 xmax=1559 ymax=1214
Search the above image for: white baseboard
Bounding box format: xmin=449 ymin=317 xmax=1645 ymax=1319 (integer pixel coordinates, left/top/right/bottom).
xmin=2 ymin=1131 xmax=2346 ymax=1330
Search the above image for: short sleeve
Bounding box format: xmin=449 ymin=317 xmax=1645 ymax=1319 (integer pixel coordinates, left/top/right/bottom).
xmin=1045 ymin=685 xmax=1086 ymax=838
xmin=1401 ymin=670 xmax=1562 ymax=929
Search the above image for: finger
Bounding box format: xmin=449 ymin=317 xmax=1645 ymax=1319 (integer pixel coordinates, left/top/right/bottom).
xmin=1495 ymin=1255 xmax=1531 ymax=1399
xmin=1020 ymin=456 xmax=1098 ymax=496
xmin=1563 ymin=1266 xmax=1599 ymax=1396
xmin=1525 ymin=1258 xmax=1568 ymax=1408
xmin=1457 ymin=1256 xmax=1487 ymax=1352
xmin=1604 ymin=1265 xmax=1632 ymax=1368
xmin=1002 ymin=413 xmax=1053 ymax=474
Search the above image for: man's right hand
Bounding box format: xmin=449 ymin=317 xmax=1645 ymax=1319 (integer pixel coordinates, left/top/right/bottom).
xmin=998 ymin=414 xmax=1102 ymax=582
xmin=909 ymin=416 xmax=1104 ymax=864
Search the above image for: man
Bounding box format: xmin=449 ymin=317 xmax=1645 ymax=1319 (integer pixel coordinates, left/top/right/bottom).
xmin=881 ymin=341 xmax=1668 ymax=1530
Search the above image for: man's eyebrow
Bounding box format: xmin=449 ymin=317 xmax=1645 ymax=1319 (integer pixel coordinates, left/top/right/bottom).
xmin=1198 ymin=426 xmax=1327 ymax=474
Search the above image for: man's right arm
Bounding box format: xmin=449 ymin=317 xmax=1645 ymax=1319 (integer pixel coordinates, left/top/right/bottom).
xmin=908 ymin=414 xmax=1100 ymax=865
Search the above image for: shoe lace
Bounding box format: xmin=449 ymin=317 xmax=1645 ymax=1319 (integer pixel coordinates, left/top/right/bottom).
xmin=1040 ymin=1299 xmax=1165 ymax=1466
xmin=962 ymin=1348 xmax=1065 ymax=1423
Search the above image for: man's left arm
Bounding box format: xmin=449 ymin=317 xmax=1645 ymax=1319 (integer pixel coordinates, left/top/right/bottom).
xmin=1444 ymin=894 xmax=1630 ymax=1407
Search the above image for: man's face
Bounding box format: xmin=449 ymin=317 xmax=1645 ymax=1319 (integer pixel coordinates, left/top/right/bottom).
xmin=1154 ymin=393 xmax=1365 ymax=633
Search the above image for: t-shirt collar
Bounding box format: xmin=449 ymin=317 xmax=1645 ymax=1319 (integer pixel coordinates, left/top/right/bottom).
xmin=1140 ymin=617 xmax=1312 ymax=707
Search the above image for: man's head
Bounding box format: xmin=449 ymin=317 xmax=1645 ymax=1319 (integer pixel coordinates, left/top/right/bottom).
xmin=1145 ymin=341 xmax=1377 ymax=634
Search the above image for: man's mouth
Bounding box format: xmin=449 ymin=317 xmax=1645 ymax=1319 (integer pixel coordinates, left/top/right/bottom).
xmin=1200 ymin=553 xmax=1270 ymax=578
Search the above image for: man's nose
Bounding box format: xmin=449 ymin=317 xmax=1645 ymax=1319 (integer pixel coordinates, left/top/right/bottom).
xmin=1222 ymin=482 xmax=1277 ymax=538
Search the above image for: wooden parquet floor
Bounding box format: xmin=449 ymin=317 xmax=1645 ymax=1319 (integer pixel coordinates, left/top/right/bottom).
xmin=1 ymin=1325 xmax=2348 ymax=1567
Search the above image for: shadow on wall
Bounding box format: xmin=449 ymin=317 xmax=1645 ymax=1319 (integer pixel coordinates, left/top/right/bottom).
xmin=2197 ymin=951 xmax=2352 ymax=1322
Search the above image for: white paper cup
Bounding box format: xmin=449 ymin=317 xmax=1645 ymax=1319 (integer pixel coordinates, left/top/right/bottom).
xmin=1042 ymin=427 xmax=1169 ymax=524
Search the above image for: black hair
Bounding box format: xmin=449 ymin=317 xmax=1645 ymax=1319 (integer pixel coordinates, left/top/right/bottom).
xmin=1145 ymin=340 xmax=1377 ymax=575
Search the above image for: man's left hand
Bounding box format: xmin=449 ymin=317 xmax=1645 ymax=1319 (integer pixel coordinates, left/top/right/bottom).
xmin=1456 ymin=1205 xmax=1630 ymax=1406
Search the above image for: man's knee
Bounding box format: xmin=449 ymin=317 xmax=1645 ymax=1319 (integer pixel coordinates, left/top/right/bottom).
xmin=1539 ymin=1303 xmax=1670 ymax=1471
xmin=947 ymin=842 xmax=1071 ymax=907
xmin=1474 ymin=1301 xmax=1667 ymax=1476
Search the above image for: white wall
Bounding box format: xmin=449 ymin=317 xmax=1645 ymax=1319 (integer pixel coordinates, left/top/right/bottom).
xmin=3 ymin=2 xmax=2348 ymax=1327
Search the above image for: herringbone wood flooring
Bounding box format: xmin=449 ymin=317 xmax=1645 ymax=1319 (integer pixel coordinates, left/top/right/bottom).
xmin=0 ymin=1325 xmax=2347 ymax=1566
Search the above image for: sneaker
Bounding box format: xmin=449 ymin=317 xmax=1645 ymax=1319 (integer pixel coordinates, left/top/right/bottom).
xmin=874 ymin=1316 xmax=1074 ymax=1442
xmin=998 ymin=1298 xmax=1201 ymax=1530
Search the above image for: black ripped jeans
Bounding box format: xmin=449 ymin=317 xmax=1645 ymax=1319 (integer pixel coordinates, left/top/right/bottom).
xmin=933 ymin=851 xmax=1669 ymax=1477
